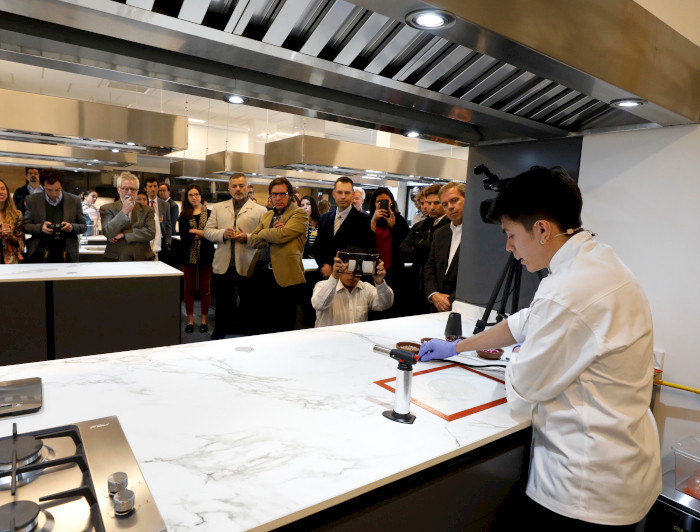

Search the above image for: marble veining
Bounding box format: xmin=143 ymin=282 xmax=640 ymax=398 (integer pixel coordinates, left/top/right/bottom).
xmin=0 ymin=309 xmax=528 ymax=531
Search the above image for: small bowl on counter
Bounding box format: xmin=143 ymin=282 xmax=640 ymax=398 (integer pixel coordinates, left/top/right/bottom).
xmin=476 ymin=348 xmax=504 ymax=360
xmin=396 ymin=341 xmax=421 ymax=353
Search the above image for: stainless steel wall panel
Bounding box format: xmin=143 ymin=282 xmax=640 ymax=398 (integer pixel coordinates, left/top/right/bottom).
xmin=333 ymin=11 xmax=390 ymax=66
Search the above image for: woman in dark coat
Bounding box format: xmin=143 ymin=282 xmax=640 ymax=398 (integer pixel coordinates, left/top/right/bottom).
xmin=368 ymin=187 xmax=409 ymax=317
xmin=179 ymin=184 xmax=215 ymax=333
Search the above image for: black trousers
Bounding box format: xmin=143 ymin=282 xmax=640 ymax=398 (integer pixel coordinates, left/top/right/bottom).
xmin=521 ymin=496 xmax=640 ymax=532
xmin=255 ymin=264 xmax=304 ymax=334
xmin=212 ymin=265 xmax=253 ymax=336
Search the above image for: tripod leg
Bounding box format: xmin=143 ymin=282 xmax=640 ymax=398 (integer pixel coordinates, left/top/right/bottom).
xmin=511 ymin=261 xmax=523 ymax=315
xmin=473 ymin=255 xmax=515 ymax=334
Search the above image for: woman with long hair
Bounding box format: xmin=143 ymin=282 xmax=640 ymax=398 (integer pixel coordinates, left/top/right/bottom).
xmin=368 ymin=187 xmax=409 ymax=316
xmin=179 ymin=184 xmax=215 ymax=333
xmin=300 ymin=195 xmax=320 ymax=259
xmin=0 ymin=178 xmax=23 ymax=264
xmin=82 ymin=190 xmax=99 ymax=236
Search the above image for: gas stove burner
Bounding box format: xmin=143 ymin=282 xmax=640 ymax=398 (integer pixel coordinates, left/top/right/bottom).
xmin=0 ymin=437 xmax=43 ymax=470
xmin=0 ymin=447 xmax=54 ymax=491
xmin=0 ymin=500 xmax=40 ymax=532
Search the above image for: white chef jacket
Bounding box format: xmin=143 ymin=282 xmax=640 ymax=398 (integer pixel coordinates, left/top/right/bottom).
xmin=505 ymin=232 xmax=661 ymax=525
xmin=311 ymin=276 xmax=394 ymax=327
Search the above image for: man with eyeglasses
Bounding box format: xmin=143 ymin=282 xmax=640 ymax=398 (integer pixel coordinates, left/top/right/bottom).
xmin=100 ymin=171 xmax=156 ymax=261
xmin=250 ymin=177 xmax=308 ymax=333
xmin=204 ymin=172 xmax=266 ymax=339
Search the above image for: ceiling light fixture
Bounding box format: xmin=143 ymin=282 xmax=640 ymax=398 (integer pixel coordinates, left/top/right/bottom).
xmin=610 ymin=98 xmax=647 ymax=108
xmin=188 ymin=118 xmax=206 ymax=124
xmin=405 ymin=130 xmax=420 ymax=138
xmin=111 ymin=149 xmax=120 ymax=153
xmin=405 ymin=9 xmax=456 ymax=30
xmin=226 ymin=95 xmax=246 ymax=105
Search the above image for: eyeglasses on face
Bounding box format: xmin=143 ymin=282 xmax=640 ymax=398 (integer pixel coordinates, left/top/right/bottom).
xmin=120 ymin=186 xmax=138 ymax=193
xmin=270 ymin=192 xmax=289 ymax=198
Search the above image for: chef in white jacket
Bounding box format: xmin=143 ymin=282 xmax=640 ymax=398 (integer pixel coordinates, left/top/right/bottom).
xmin=419 ymin=166 xmax=661 ymax=530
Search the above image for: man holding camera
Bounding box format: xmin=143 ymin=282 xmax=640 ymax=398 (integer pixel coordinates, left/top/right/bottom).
xmin=311 ymin=248 xmax=393 ymax=327
xmin=23 ymin=169 xmax=86 ymax=263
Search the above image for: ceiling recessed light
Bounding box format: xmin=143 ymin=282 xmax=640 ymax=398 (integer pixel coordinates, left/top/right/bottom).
xmin=111 ymin=149 xmax=120 ymax=153
xmin=226 ymin=95 xmax=246 ymax=105
xmin=126 ymin=142 xmax=136 ymax=146
xmin=188 ymin=118 xmax=206 ymax=124
xmin=405 ymin=9 xmax=456 ymax=30
xmin=610 ymin=98 xmax=647 ymax=108
xmin=405 ymin=130 xmax=420 ymax=138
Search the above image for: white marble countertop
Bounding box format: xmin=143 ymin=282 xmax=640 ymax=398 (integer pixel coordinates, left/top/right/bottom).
xmin=0 ymin=308 xmax=528 ymax=531
xmin=0 ymin=261 xmax=183 ymax=282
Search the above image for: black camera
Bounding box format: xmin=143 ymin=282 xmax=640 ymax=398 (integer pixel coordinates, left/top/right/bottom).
xmin=48 ymin=223 xmax=63 ymax=239
xmin=474 ymin=164 xmax=511 ymax=225
xmin=337 ymin=252 xmax=380 ymax=276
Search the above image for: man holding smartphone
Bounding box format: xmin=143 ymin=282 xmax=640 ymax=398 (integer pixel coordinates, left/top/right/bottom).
xmin=100 ymin=172 xmax=156 ymax=261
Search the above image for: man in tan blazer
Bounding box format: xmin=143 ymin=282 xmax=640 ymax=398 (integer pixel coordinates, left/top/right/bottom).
xmin=249 ymin=177 xmax=308 ymax=333
xmin=204 ymin=173 xmax=266 ymax=339
xmin=100 ymin=172 xmax=156 ymax=261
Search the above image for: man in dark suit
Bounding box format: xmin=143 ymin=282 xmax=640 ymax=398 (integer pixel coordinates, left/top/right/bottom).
xmin=401 ymin=183 xmax=450 ymax=314
xmin=313 ymin=176 xmax=373 ymax=277
xmin=13 ymin=167 xmax=42 ymax=215
xmin=423 ymin=181 xmax=466 ymax=312
xmin=23 ymin=169 xmax=86 ymax=263
xmin=144 ymin=176 xmax=171 ymax=260
xmin=100 ymin=172 xmax=156 ymax=261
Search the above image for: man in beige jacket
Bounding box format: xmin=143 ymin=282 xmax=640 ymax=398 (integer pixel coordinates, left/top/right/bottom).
xmin=204 ymin=173 xmax=266 ymax=339
xmin=249 ymin=177 xmax=308 ymax=333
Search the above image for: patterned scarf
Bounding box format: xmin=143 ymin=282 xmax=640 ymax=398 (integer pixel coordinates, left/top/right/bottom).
xmin=188 ymin=210 xmax=208 ymax=264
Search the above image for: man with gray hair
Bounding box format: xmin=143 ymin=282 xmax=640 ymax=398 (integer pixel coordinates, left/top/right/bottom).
xmin=352 ymin=187 xmax=367 ymax=213
xmin=100 ymin=171 xmax=156 ymax=261
xmin=423 ymin=181 xmax=466 ymax=312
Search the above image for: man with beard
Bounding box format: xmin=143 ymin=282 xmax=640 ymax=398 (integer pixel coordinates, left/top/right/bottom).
xmin=204 ymin=173 xmax=266 ymax=339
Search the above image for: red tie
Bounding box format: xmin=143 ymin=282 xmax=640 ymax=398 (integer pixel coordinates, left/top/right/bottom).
xmin=149 ymin=200 xmax=154 ymax=208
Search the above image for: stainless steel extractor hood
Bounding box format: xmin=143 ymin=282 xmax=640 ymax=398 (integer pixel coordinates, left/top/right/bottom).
xmin=169 ymin=159 xmax=215 ymax=180
xmin=205 ymin=150 xmax=357 ymax=189
xmin=0 ymin=0 xmax=695 ymax=149
xmin=0 ymin=140 xmax=136 ymax=167
xmin=0 ymin=89 xmax=188 ymax=155
xmin=264 ymin=135 xmax=467 ymax=182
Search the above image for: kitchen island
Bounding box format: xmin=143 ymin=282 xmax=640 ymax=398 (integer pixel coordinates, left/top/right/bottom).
xmin=0 ymin=307 xmax=530 ymax=531
xmin=0 ymin=262 xmax=182 ymax=364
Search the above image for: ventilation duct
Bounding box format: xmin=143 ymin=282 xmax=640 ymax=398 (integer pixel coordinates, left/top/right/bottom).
xmin=0 ymin=140 xmax=136 ymax=167
xmin=0 ymin=89 xmax=188 ymax=155
xmin=264 ymin=135 xmax=467 ymax=183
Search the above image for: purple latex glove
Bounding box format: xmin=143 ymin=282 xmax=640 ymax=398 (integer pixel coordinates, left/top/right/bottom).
xmin=418 ymin=339 xmax=458 ymax=361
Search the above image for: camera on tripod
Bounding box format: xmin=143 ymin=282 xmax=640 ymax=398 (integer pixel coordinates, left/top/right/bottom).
xmin=474 ymin=164 xmax=511 ymax=225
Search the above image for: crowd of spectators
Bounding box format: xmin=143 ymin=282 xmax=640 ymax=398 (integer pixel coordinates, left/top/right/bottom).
xmin=3 ymin=167 xmax=466 ymax=337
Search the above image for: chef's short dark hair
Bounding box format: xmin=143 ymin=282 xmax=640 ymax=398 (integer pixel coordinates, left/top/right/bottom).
xmin=488 ymin=166 xmax=582 ymax=231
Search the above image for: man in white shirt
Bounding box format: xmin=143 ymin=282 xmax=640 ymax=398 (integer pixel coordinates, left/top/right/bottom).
xmin=419 ymin=167 xmax=661 ymax=530
xmin=312 ymin=248 xmax=393 ymax=327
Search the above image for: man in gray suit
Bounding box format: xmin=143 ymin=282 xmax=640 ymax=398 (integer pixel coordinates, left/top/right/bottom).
xmin=100 ymin=172 xmax=156 ymax=261
xmin=23 ymin=169 xmax=86 ymax=263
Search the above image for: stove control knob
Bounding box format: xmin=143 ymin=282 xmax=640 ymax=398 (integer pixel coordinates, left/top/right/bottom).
xmin=114 ymin=489 xmax=135 ymax=514
xmin=108 ymin=472 xmax=128 ymax=493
